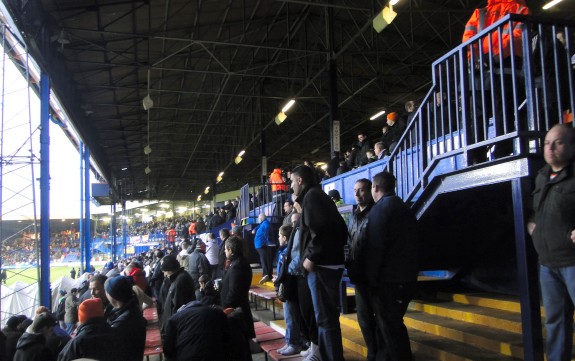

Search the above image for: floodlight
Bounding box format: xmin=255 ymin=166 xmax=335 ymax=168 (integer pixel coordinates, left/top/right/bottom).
xmin=373 ymin=6 xmax=397 ymax=33
xmin=275 ymin=112 xmax=287 ymax=125
xmin=142 ymin=94 xmax=154 ymax=110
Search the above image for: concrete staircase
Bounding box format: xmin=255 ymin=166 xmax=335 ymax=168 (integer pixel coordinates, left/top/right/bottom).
xmin=258 ymin=279 xmax=541 ymax=361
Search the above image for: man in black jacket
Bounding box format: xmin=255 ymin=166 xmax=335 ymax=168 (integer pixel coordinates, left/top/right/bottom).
xmin=528 ymin=124 xmax=575 ymax=361
xmin=57 ymin=298 xmax=121 ymax=361
xmin=13 ymin=313 xmax=56 ymax=361
xmin=366 ymin=171 xmax=418 ymax=361
xmin=148 ymin=249 xmax=165 ymax=311
xmin=159 ymin=255 xmax=195 ymax=333
xmin=290 ymin=165 xmax=347 ymax=361
xmin=105 ymin=276 xmax=146 ymax=361
xmin=346 ymin=178 xmax=376 ymax=361
xmin=353 ymin=132 xmax=372 ymax=167
xmin=162 ymin=301 xmax=230 ymax=361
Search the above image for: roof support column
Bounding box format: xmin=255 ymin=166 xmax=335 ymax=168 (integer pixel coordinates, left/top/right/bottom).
xmin=39 ymin=72 xmax=51 ymax=307
xmin=111 ymin=203 xmax=117 ymax=263
xmin=511 ymin=178 xmax=543 ymax=361
xmin=327 ymin=1 xmax=340 ymax=159
xmin=83 ymin=146 xmax=91 ymax=272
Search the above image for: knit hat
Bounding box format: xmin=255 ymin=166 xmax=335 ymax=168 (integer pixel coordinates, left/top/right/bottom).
xmin=78 ymin=298 xmax=104 ymax=324
xmin=6 ymin=316 xmax=20 ymax=329
xmin=387 ymin=112 xmax=398 ymax=122
xmin=59 ymin=290 xmax=67 ymax=296
xmin=104 ymin=276 xmax=134 ymax=303
xmin=195 ymin=240 xmax=206 ymax=251
xmin=161 ymin=255 xmax=180 ymax=272
xmin=104 ymin=261 xmax=115 ymax=270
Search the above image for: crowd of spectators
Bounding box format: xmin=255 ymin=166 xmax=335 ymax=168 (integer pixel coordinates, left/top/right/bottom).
xmin=1 ymin=201 xmax=239 ymax=268
xmin=1 ymin=230 xmax=80 ymax=267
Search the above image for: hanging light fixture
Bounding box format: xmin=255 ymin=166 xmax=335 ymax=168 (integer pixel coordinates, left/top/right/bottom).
xmin=370 ymin=110 xmax=386 ymax=120
xmin=235 ymin=150 xmax=245 ymax=164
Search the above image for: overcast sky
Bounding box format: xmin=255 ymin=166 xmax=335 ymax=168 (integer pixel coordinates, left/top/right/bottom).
xmin=1 ymin=46 xmax=107 ymax=221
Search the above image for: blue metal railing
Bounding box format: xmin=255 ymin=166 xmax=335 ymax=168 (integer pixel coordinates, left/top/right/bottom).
xmin=378 ymin=14 xmax=574 ymax=205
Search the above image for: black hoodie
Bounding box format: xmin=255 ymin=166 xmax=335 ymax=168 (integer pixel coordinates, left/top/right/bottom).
xmin=13 ymin=332 xmax=54 ymax=361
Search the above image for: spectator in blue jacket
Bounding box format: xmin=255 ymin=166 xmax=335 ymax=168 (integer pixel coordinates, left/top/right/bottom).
xmin=252 ymin=213 xmax=274 ymax=284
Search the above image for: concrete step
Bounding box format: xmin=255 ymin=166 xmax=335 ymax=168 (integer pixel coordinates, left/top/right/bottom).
xmin=409 ymin=328 xmax=522 ymax=361
xmin=436 ymin=291 xmax=545 ymax=316
xmin=405 ymin=310 xmax=524 ymax=359
xmin=409 ymin=299 xmax=523 ymax=334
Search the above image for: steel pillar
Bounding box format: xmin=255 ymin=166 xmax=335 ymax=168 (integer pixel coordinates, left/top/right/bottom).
xmin=83 ymin=146 xmax=91 ymax=272
xmin=39 ymin=73 xmax=51 ymax=307
xmin=511 ymin=178 xmax=544 ymax=361
xmin=111 ymin=203 xmax=117 ymax=263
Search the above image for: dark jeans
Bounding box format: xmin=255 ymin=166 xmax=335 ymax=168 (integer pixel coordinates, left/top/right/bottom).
xmin=297 ymin=275 xmax=317 ymax=345
xmin=370 ymin=282 xmax=417 ymax=361
xmin=307 ymin=267 xmax=345 ymax=361
xmin=256 ymin=247 xmax=272 ymax=278
xmin=355 ymin=283 xmax=377 ymax=361
xmin=539 ymin=265 xmax=575 ymax=361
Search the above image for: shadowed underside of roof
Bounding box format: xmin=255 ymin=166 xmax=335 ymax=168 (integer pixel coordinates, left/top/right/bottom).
xmin=1 ymin=0 xmax=572 ymax=201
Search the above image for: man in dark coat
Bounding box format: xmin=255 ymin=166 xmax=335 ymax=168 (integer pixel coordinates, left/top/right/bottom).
xmin=3 ymin=315 xmax=24 ymax=361
xmin=527 ymin=124 xmax=575 ymax=361
xmin=366 ymin=171 xmax=418 ymax=361
xmin=290 ymin=165 xmax=347 ymax=361
xmin=89 ymin=274 xmax=113 ymax=319
xmin=148 ymin=249 xmax=165 ymax=311
xmin=105 ymin=276 xmax=147 ymax=361
xmin=353 ymin=132 xmax=372 ymax=167
xmin=13 ymin=313 xmax=56 ymax=361
xmin=162 ymin=300 xmax=230 ymax=361
xmin=220 ymin=236 xmax=255 ymax=340
xmin=346 ymin=178 xmax=376 ymax=361
xmin=379 ymin=112 xmax=406 ymax=155
xmin=218 ymin=228 xmax=231 ymax=278
xmin=159 ymin=255 xmax=195 ymax=333
xmin=188 ymin=241 xmax=210 ymax=300
xmin=57 ymin=298 xmax=121 ymax=361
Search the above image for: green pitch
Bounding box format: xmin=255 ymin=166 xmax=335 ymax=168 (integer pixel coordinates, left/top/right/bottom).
xmin=4 ymin=265 xmax=76 ymax=286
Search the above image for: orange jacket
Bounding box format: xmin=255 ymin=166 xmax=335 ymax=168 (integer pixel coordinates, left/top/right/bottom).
xmin=462 ymin=0 xmax=529 ymax=59
xmin=269 ymin=168 xmax=289 ymax=192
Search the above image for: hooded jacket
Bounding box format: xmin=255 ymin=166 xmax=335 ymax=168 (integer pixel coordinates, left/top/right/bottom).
xmin=57 ymin=318 xmax=121 ymax=361
xmin=462 ymin=0 xmax=529 ymax=59
xmin=270 ymin=168 xmax=289 ymax=192
xmin=107 ymin=296 xmax=147 ymax=361
xmin=13 ymin=332 xmax=54 ymax=361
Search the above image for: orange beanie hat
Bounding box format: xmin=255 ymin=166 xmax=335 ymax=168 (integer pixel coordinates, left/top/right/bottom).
xmin=387 ymin=112 xmax=398 ymax=122
xmin=78 ymin=298 xmax=104 ymax=324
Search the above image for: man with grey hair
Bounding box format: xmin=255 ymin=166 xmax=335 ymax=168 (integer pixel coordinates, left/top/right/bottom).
xmin=374 ymin=141 xmax=386 ymax=160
